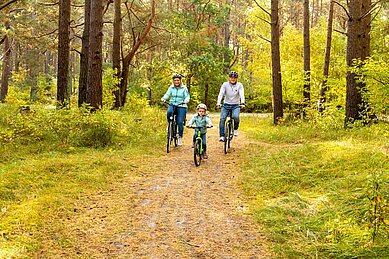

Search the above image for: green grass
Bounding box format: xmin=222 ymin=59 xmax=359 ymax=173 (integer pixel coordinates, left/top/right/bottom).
xmin=0 ymin=103 xmax=167 ymax=257
xmin=240 ymin=117 xmax=389 ymax=258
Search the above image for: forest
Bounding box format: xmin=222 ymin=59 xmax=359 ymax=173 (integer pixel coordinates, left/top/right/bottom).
xmin=0 ymin=0 xmax=387 ymax=122
xmin=0 ymin=0 xmax=388 ymax=257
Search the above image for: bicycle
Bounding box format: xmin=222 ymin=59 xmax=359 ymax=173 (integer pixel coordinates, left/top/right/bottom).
xmin=165 ymin=102 xmax=184 ymax=153
xmin=223 ymin=109 xmax=234 ymax=154
xmin=187 ymin=125 xmax=212 ymax=166
xmin=218 ymin=104 xmax=244 ymax=154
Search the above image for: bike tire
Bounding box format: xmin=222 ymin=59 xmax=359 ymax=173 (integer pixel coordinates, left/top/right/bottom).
xmin=194 ymin=139 xmax=202 ymax=166
xmin=173 ymin=121 xmax=178 ymax=147
xmin=224 ymin=120 xmax=230 ymax=154
xmin=166 ymin=121 xmax=173 ymax=153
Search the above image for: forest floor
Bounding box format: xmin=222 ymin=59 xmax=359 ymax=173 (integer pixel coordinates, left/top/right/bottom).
xmin=50 ymin=116 xmax=269 ymax=258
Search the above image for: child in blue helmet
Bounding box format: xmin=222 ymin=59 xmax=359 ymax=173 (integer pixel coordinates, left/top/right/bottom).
xmin=187 ymin=103 xmax=213 ymax=159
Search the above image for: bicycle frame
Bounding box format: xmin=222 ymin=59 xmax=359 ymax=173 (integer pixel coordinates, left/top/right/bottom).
xmin=224 ymin=109 xmax=234 ymax=154
xmin=188 ymin=125 xmax=212 ymax=166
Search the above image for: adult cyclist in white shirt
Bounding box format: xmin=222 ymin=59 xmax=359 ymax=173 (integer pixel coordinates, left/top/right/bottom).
xmin=216 ymin=71 xmax=245 ymax=142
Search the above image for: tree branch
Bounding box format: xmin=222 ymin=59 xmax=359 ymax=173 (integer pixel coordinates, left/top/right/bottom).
xmin=253 ymin=0 xmax=271 ymax=17
xmin=333 ymin=1 xmax=351 ymax=19
xmin=334 ymin=29 xmax=347 ymax=36
xmin=0 ymin=0 xmax=18 ymax=11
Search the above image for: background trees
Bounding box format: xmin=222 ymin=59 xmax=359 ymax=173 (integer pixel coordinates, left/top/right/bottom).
xmin=0 ymin=0 xmax=387 ymax=123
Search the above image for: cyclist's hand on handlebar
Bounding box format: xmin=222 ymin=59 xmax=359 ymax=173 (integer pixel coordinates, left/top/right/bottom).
xmin=216 ymin=104 xmax=221 ymax=109
xmin=240 ymin=103 xmax=245 ymax=109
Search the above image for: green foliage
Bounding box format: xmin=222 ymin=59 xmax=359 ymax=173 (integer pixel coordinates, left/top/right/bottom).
xmin=361 ymin=171 xmax=389 ymax=243
xmin=241 ymin=117 xmax=389 ymax=258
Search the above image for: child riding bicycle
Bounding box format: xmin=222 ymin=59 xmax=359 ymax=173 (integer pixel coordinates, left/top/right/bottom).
xmin=187 ymin=103 xmax=213 ymax=159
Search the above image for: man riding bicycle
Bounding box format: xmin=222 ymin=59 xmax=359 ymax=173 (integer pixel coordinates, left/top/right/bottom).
xmin=216 ymin=71 xmax=245 ymax=142
xmin=161 ymin=73 xmax=190 ymax=146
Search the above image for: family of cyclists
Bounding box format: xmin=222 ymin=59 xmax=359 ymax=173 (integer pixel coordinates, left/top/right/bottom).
xmin=161 ymin=71 xmax=245 ymax=159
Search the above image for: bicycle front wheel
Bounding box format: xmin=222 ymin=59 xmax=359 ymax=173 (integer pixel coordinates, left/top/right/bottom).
xmin=173 ymin=121 xmax=178 ymax=147
xmin=166 ymin=121 xmax=173 ymax=153
xmin=224 ymin=120 xmax=230 ymax=154
xmin=194 ymin=139 xmax=202 ymax=166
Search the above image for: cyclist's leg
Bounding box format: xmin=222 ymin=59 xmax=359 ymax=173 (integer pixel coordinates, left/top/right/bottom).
xmin=232 ymin=104 xmax=241 ymax=130
xmin=192 ymin=131 xmax=197 ymax=147
xmin=201 ymin=133 xmax=207 ymax=152
xmin=219 ymin=106 xmax=229 ymax=137
xmin=167 ymin=105 xmax=174 ymax=122
xmin=176 ymin=107 xmax=187 ymax=137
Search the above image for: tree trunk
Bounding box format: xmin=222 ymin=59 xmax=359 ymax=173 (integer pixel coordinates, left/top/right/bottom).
xmin=0 ymin=20 xmax=11 ymax=102
xmin=87 ymin=0 xmax=104 ymax=110
xmin=319 ymin=0 xmax=334 ymax=109
xmin=78 ymin=0 xmax=91 ymax=107
xmin=223 ymin=0 xmax=233 ymax=74
xmin=112 ymin=0 xmax=122 ymax=108
xmin=303 ymin=0 xmax=311 ymax=113
xmin=271 ymin=0 xmax=283 ymax=124
xmin=345 ymin=0 xmax=371 ymax=125
xmin=115 ymin=0 xmax=156 ymax=108
xmin=204 ymin=82 xmax=209 ymax=108
xmin=57 ymin=0 xmax=71 ymax=108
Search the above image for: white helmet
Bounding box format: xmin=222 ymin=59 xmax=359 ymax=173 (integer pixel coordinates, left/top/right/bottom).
xmin=196 ymin=103 xmax=207 ymax=110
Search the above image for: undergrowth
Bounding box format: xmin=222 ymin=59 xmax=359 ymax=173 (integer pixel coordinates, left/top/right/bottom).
xmin=240 ymin=116 xmax=389 ymax=258
xmin=0 ymin=100 xmax=166 ymax=257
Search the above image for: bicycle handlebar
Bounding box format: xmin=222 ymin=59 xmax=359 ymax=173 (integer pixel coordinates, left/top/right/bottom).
xmin=186 ymin=125 xmax=213 ymax=129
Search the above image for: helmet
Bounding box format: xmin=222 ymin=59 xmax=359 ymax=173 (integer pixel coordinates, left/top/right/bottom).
xmin=228 ymin=71 xmax=238 ymax=78
xmin=196 ymin=103 xmax=207 ymax=110
xmin=172 ymin=73 xmax=182 ymax=79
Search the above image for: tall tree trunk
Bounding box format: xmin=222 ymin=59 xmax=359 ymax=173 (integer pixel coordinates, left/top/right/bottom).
xmin=57 ymin=0 xmax=71 ymax=108
xmin=13 ymin=40 xmax=20 ymax=72
xmin=0 ymin=20 xmax=11 ymax=102
xmin=112 ymin=0 xmax=122 ymax=108
xmin=319 ymin=0 xmax=334 ymax=110
xmin=146 ymin=49 xmax=153 ymax=103
xmin=345 ymin=0 xmax=371 ymax=125
xmin=116 ymin=0 xmax=156 ymax=108
xmin=78 ymin=0 xmax=91 ymax=107
xmin=271 ymin=0 xmax=283 ymax=124
xmin=303 ymin=0 xmax=311 ymax=112
xmin=87 ymin=0 xmax=104 ymax=110
xmin=223 ymin=0 xmax=233 ymax=74
xmin=204 ymin=82 xmax=209 ymax=108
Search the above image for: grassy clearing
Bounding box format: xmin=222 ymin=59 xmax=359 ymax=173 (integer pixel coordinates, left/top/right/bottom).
xmin=240 ymin=117 xmax=389 ymax=258
xmin=0 ymin=103 xmax=167 ymax=257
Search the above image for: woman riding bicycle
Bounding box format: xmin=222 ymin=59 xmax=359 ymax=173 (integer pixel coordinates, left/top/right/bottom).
xmin=216 ymin=71 xmax=245 ymax=142
xmin=187 ymin=103 xmax=213 ymax=159
xmin=161 ymin=73 xmax=190 ymax=146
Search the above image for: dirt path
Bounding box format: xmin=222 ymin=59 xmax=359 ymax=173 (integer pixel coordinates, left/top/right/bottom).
xmin=58 ymin=118 xmax=268 ymax=258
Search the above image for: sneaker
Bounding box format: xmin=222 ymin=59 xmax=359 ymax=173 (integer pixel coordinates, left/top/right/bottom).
xmin=203 ymin=153 xmax=208 ymax=159
xmin=219 ymin=136 xmax=225 ymax=142
xmin=191 ymin=142 xmax=195 ymax=148
xmin=234 ymin=130 xmax=238 ymax=136
xmin=177 ymin=137 xmax=182 ymax=146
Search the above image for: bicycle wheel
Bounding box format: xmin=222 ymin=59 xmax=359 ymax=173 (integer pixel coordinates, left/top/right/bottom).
xmin=224 ymin=120 xmax=230 ymax=154
xmin=194 ymin=139 xmax=202 ymax=166
xmin=228 ymin=120 xmax=233 ymax=149
xmin=166 ymin=121 xmax=173 ymax=153
xmin=173 ymin=120 xmax=178 ymax=147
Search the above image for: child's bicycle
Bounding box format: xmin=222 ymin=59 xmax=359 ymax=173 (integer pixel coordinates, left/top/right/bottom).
xmin=164 ymin=102 xmax=184 ymax=153
xmin=188 ymin=125 xmax=212 ymax=166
